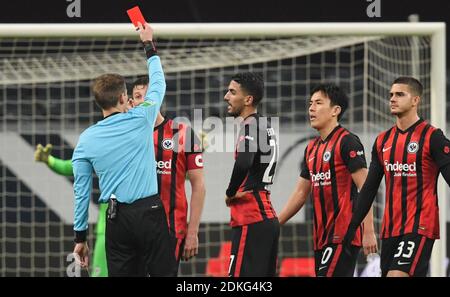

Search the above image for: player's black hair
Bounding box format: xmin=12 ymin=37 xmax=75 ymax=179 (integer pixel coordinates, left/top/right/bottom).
xmin=310 ymin=83 xmax=349 ymax=121
xmin=231 ymin=72 xmax=264 ymax=107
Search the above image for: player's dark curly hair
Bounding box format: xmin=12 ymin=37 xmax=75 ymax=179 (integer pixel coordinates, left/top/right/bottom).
xmin=310 ymin=83 xmax=349 ymax=121
xmin=231 ymin=72 xmax=264 ymax=107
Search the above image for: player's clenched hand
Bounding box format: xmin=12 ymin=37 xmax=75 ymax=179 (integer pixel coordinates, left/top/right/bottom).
xmin=182 ymin=232 xmax=199 ymax=261
xmin=73 ymin=242 xmax=89 ymax=268
xmin=225 ymin=191 xmax=251 ymax=207
xmin=34 ymin=143 xmax=52 ymax=164
xmin=137 ymin=22 xmax=154 ymax=42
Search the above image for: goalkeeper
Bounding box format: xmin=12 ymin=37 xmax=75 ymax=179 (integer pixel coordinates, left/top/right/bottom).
xmin=35 ymin=143 xmax=108 ymax=277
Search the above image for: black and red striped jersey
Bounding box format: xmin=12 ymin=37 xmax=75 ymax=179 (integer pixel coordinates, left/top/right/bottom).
xmin=300 ymin=125 xmax=366 ymax=250
xmin=226 ymin=113 xmax=278 ymax=227
xmin=153 ymin=118 xmax=203 ymax=239
xmin=370 ymin=119 xmax=450 ymax=239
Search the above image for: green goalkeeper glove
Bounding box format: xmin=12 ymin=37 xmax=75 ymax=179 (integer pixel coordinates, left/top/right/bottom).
xmin=34 ymin=143 xmax=53 ymax=164
xmin=199 ymin=130 xmax=209 ymax=151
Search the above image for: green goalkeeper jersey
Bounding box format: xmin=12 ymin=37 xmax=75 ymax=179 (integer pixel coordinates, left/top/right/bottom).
xmin=47 ymin=155 xmax=74 ymax=176
xmin=46 ymin=155 xmax=108 ymax=276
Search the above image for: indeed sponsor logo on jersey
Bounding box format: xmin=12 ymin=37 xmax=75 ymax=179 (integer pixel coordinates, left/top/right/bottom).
xmin=384 ymin=161 xmax=417 ymax=177
xmin=310 ymin=170 xmax=331 ymax=186
xmin=156 ymin=160 xmax=172 ymax=175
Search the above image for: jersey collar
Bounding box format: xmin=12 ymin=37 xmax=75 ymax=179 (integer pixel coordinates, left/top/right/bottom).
xmin=395 ymin=118 xmax=424 ymax=134
xmin=320 ymin=125 xmax=342 ymax=143
xmin=103 ymin=111 xmax=121 ymax=120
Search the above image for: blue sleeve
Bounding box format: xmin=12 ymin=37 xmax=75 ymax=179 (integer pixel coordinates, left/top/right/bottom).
xmin=72 ymin=143 xmax=93 ymax=232
xmin=139 ymin=56 xmax=166 ymax=126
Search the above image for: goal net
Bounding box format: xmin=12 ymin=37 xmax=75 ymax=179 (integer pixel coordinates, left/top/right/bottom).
xmin=0 ymin=23 xmax=446 ymax=276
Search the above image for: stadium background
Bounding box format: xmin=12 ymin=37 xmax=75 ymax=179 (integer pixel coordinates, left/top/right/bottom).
xmin=0 ymin=0 xmax=449 ymax=276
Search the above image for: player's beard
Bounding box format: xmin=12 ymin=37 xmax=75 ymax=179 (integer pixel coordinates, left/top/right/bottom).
xmin=228 ymin=105 xmax=244 ymax=118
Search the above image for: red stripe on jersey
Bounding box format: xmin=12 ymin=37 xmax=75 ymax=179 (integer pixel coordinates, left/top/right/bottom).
xmin=392 ymin=129 xmax=407 ymax=237
xmin=260 ymin=191 xmax=277 ymax=219
xmin=376 ymin=128 xmax=394 ymax=238
xmin=378 ymin=120 xmax=440 ymax=239
xmin=331 ymin=130 xmax=359 ymax=245
xmin=229 ymin=114 xmax=278 ymax=226
xmin=415 ymin=125 xmax=439 ymax=238
xmin=409 ymin=235 xmax=426 ymax=275
xmin=311 ymin=135 xmax=328 ymax=250
xmin=320 ymin=130 xmax=341 ymax=244
xmin=326 ymin=244 xmax=343 ymax=277
xmin=231 ymin=191 xmax=277 ymax=227
xmin=403 ymin=123 xmax=426 ymax=234
xmin=305 ymin=138 xmax=320 ymax=250
xmin=234 ymin=225 xmax=248 ymax=277
xmin=305 ymin=126 xmax=363 ymax=250
xmin=154 ymin=119 xmax=190 ymax=239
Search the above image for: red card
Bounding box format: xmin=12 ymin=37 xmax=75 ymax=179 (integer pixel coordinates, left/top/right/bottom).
xmin=127 ymin=6 xmax=146 ymax=28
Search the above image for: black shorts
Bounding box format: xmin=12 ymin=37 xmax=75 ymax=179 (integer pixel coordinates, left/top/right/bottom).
xmin=381 ymin=233 xmax=434 ymax=277
xmin=229 ymin=218 xmax=280 ymax=277
xmin=314 ymin=243 xmax=360 ymax=277
xmin=105 ymin=195 xmax=177 ymax=277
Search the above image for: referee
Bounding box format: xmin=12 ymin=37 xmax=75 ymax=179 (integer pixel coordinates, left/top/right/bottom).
xmin=72 ymin=22 xmax=176 ymax=277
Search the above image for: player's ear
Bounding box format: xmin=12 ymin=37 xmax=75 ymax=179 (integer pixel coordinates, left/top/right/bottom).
xmin=245 ymin=95 xmax=254 ymax=106
xmin=412 ymin=95 xmax=420 ymax=107
xmin=119 ymin=93 xmax=127 ymax=105
xmin=332 ymin=105 xmax=341 ymax=117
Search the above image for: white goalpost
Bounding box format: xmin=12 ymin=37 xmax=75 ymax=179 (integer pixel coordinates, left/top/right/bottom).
xmin=0 ymin=23 xmax=446 ymax=276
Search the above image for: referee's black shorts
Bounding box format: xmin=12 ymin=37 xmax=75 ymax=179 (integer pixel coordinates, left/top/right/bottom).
xmin=105 ymin=194 xmax=177 ymax=277
xmin=229 ymin=218 xmax=280 ymax=277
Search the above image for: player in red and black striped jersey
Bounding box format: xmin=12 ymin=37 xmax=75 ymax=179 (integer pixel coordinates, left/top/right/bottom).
xmin=131 ymin=77 xmax=206 ymax=273
xmin=224 ymin=72 xmax=280 ymax=277
xmin=344 ymin=77 xmax=450 ymax=277
xmin=279 ymin=84 xmax=378 ymax=277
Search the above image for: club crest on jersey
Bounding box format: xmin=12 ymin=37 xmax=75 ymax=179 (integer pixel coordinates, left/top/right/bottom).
xmin=323 ymin=151 xmax=331 ymax=162
xmin=162 ymin=138 xmax=174 ymax=150
xmin=407 ymin=141 xmax=419 ymax=154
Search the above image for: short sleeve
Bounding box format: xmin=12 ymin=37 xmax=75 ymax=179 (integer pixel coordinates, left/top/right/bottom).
xmin=340 ymin=134 xmax=367 ymax=173
xmin=300 ymin=146 xmax=310 ymax=179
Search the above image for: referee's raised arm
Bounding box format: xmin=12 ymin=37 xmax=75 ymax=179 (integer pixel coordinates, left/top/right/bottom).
xmin=131 ymin=21 xmax=166 ymax=126
xmin=72 ymin=21 xmax=176 ymax=276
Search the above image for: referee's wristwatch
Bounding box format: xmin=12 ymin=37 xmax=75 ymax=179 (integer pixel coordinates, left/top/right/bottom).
xmin=143 ymin=40 xmax=157 ymax=59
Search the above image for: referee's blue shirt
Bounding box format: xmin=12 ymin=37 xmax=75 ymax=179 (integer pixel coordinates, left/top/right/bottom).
xmin=72 ymin=56 xmax=165 ymax=232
